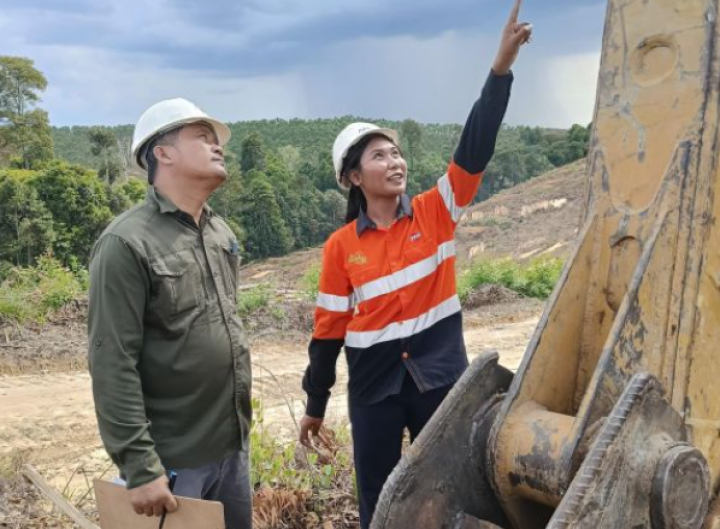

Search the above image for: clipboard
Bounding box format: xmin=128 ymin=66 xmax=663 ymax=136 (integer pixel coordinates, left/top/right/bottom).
xmin=94 ymin=480 xmax=225 ymax=529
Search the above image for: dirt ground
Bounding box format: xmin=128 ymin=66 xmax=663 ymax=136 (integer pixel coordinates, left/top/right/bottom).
xmin=0 ymin=295 xmax=542 ymax=528
xmin=0 ymin=298 xmax=542 ymax=467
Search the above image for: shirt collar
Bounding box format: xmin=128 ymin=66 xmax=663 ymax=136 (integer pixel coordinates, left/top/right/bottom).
xmin=356 ymin=194 xmax=413 ymax=236
xmin=147 ymin=187 xmax=214 ymax=221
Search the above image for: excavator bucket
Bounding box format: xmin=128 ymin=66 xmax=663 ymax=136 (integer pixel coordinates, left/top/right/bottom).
xmin=373 ymin=0 xmax=720 ymax=527
xmin=371 ymin=353 xmax=513 ymax=529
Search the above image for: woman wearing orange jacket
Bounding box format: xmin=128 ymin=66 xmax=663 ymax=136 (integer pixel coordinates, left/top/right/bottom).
xmin=300 ymin=2 xmax=532 ymax=527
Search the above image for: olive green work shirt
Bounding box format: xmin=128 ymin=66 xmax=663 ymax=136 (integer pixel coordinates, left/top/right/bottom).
xmin=88 ymin=187 xmax=251 ymax=489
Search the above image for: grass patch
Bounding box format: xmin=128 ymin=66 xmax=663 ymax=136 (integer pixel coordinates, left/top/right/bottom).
xmin=0 ymin=449 xmax=29 ymax=480
xmin=237 ymin=284 xmax=273 ymax=317
xmin=299 ymin=263 xmax=321 ymax=302
xmin=0 ymin=256 xmax=86 ymax=323
xmin=236 ymin=284 xmax=289 ymax=331
xmin=458 ymin=257 xmax=564 ymax=302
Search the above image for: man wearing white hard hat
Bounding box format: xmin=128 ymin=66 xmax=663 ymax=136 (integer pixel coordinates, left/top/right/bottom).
xmin=299 ymin=2 xmax=532 ymax=528
xmin=88 ymin=98 xmax=253 ymax=528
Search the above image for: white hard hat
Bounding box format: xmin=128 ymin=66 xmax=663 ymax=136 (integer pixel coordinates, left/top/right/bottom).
xmin=131 ymin=98 xmax=231 ymax=170
xmin=332 ymin=122 xmax=399 ymax=191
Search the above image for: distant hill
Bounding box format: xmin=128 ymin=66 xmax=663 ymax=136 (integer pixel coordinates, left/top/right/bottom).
xmin=456 ymin=159 xmax=587 ymax=261
xmin=51 ymin=119 xmax=587 ymax=196
xmin=51 ymin=118 xmax=464 ymax=170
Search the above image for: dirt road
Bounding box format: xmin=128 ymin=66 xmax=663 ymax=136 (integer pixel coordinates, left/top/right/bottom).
xmin=0 ymin=311 xmax=539 ymax=492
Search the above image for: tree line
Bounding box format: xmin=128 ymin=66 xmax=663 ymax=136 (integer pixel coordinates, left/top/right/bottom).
xmin=0 ymin=54 xmax=590 ymax=274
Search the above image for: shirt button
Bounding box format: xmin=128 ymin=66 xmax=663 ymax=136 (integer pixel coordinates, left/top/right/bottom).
xmin=402 ymin=352 xmax=409 ymax=360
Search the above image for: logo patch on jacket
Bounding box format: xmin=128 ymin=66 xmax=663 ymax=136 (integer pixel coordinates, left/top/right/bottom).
xmin=409 ymin=232 xmax=422 ymax=242
xmin=348 ymin=252 xmax=368 ymax=265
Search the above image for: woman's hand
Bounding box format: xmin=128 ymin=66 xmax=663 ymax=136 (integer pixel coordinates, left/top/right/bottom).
xmin=299 ymin=414 xmax=326 ymax=447
xmin=493 ymin=0 xmax=533 ymax=76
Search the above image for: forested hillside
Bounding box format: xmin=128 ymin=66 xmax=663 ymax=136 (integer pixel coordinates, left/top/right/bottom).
xmin=1 ymin=54 xmax=590 ymax=274
xmin=53 ymin=118 xmax=590 ymax=200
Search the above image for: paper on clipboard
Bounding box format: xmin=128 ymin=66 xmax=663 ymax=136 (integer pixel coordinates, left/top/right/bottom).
xmin=94 ymin=479 xmax=225 ymax=529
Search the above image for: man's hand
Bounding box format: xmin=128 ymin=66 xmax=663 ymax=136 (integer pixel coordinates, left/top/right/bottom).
xmin=128 ymin=475 xmax=179 ymax=517
xmin=299 ymin=415 xmax=326 ymax=448
xmin=493 ymin=0 xmax=533 ymax=76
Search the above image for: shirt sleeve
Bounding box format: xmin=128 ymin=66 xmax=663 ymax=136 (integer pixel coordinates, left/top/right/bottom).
xmin=302 ymin=234 xmax=354 ymax=418
xmin=88 ymin=234 xmax=165 ymax=489
xmin=417 ymin=70 xmax=514 ymax=230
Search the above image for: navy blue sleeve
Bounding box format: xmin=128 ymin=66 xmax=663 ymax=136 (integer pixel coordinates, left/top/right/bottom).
xmin=302 ymin=338 xmax=344 ymax=418
xmin=453 ymin=70 xmax=514 ymax=175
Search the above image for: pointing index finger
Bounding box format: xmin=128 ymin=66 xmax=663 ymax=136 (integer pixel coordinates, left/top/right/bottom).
xmin=508 ymin=0 xmax=523 ymax=25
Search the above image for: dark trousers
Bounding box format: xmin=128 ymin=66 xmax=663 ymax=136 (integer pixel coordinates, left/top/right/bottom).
xmin=172 ymin=450 xmax=253 ymax=529
xmin=349 ymin=374 xmax=452 ymax=529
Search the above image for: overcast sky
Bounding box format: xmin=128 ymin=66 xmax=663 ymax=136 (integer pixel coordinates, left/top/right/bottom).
xmin=2 ymin=0 xmax=606 ymax=128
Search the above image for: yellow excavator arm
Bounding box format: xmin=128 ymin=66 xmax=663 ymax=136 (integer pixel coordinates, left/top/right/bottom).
xmin=371 ymin=1 xmax=720 ymax=527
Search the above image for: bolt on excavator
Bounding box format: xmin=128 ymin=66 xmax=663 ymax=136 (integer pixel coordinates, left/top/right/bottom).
xmin=371 ymin=1 xmax=720 ymax=528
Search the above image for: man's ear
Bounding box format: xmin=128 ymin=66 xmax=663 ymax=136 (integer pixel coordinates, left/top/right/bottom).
xmin=153 ymin=144 xmax=174 ymax=167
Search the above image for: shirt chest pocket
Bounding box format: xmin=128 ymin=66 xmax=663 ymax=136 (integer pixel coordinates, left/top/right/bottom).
xmin=150 ymin=250 xmax=202 ymax=317
xmin=403 ymin=236 xmax=437 ymax=268
xmin=347 ymin=263 xmax=380 ymax=291
xmin=219 ymin=244 xmax=240 ymax=298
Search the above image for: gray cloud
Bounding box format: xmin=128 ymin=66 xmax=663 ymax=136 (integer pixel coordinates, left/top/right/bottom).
xmin=6 ymin=0 xmax=604 ymax=75
xmin=1 ymin=0 xmax=606 ymax=127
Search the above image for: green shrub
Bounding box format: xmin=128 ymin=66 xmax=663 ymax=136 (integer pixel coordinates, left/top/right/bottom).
xmin=0 ymin=255 xmax=85 ymax=323
xmin=458 ymin=257 xmax=564 ymax=302
xmin=250 ymin=399 xmax=354 ymax=493
xmin=0 ymin=284 xmax=32 ymax=322
xmin=519 ymin=257 xmax=565 ymax=299
xmin=237 ymin=284 xmax=272 ymax=316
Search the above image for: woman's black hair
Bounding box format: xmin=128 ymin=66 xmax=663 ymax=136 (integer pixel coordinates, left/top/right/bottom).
xmin=345 ymin=185 xmax=368 ymax=224
xmin=343 ymin=133 xmax=394 ymax=224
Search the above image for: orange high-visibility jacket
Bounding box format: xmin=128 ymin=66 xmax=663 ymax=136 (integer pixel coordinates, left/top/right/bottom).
xmin=303 ymin=72 xmax=513 ymax=418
